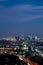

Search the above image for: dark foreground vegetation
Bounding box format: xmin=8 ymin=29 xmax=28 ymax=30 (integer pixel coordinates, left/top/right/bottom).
xmin=0 ymin=53 xmax=27 ymax=65
xmin=29 ymin=55 xmax=43 ymax=65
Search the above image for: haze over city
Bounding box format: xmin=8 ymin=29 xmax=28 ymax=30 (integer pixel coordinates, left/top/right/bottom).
xmin=0 ymin=0 xmax=43 ymax=38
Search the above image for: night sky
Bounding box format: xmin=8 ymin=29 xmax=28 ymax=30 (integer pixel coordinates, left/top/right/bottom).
xmin=0 ymin=0 xmax=43 ymax=38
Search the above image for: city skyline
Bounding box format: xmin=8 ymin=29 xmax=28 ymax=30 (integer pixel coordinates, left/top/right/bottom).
xmin=0 ymin=0 xmax=43 ymax=38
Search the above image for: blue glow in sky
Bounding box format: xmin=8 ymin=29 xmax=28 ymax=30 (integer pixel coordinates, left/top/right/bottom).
xmin=0 ymin=0 xmax=43 ymax=38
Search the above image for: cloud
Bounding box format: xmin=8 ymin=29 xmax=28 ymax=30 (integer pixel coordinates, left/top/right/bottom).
xmin=0 ymin=4 xmax=43 ymax=22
